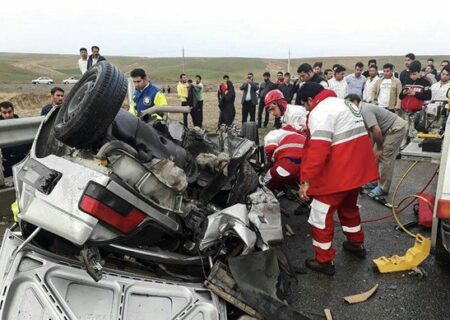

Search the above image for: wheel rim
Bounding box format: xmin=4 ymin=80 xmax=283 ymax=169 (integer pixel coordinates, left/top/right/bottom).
xmin=63 ymin=76 xmax=97 ymax=123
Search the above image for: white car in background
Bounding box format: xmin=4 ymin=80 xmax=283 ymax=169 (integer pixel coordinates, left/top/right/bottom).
xmin=31 ymin=76 xmax=54 ymax=84
xmin=62 ymin=76 xmax=79 ymax=84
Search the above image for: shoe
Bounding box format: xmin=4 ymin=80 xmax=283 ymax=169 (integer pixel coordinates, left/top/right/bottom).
xmin=305 ymin=258 xmax=335 ymax=276
xmin=368 ymin=186 xmax=387 ymax=198
xmin=342 ymin=241 xmax=367 ymax=258
xmin=362 ymin=182 xmax=377 ymax=190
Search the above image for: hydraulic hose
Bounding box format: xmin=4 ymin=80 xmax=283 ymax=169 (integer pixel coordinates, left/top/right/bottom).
xmin=390 ymin=161 xmax=434 ymax=238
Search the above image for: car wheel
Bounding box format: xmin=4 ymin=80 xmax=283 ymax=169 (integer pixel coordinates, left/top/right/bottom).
xmin=240 ymin=121 xmax=259 ymax=145
xmin=435 ymin=221 xmax=450 ymax=266
xmin=54 ymin=61 xmax=127 ymax=149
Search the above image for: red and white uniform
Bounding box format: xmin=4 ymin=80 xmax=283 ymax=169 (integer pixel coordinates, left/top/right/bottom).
xmin=280 ymin=104 xmax=307 ymax=132
xmin=301 ymin=89 xmax=379 ymax=263
xmin=263 ymin=128 xmax=305 ymax=191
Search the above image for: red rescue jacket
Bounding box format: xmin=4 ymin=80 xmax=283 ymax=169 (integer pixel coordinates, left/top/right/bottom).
xmin=264 ymin=128 xmax=306 ymax=163
xmin=301 ymin=90 xmax=379 ymax=196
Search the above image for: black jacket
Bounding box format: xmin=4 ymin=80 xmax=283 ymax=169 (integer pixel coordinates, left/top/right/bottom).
xmin=87 ymin=55 xmax=106 ymax=70
xmin=259 ymin=80 xmax=277 ymax=100
xmin=278 ymin=82 xmax=294 ymax=103
xmin=218 ymin=81 xmax=236 ymax=109
xmin=41 ymin=104 xmax=53 ymax=116
xmin=239 ymin=81 xmax=259 ymax=105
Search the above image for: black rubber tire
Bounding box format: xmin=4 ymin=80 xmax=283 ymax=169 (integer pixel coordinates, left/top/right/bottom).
xmin=240 ymin=121 xmax=259 ymax=145
xmin=435 ymin=221 xmax=450 ymax=266
xmin=54 ymin=61 xmax=127 ymax=149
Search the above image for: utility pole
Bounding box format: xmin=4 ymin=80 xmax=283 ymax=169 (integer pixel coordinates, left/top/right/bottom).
xmin=288 ymin=49 xmax=291 ymax=73
xmin=182 ymin=47 xmax=185 ymax=73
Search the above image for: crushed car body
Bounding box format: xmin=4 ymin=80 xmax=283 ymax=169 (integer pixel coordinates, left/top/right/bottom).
xmin=3 ymin=61 xmax=310 ymax=319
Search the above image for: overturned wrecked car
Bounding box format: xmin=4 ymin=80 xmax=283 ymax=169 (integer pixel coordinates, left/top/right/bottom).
xmin=0 ymin=61 xmax=312 ymax=319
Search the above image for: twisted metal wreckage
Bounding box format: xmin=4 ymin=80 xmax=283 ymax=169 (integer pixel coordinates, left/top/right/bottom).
xmin=0 ymin=61 xmax=314 ymax=320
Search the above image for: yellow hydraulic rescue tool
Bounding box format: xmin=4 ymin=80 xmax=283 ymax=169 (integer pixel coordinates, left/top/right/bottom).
xmin=373 ymin=161 xmax=432 ymax=273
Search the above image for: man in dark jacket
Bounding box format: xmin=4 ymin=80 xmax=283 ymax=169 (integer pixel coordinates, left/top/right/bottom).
xmin=239 ymin=72 xmax=259 ymax=123
xmin=0 ymin=101 xmax=31 ymax=177
xmin=41 ymin=87 xmax=64 ymax=116
xmin=295 ymin=63 xmax=328 ymax=105
xmin=399 ymin=53 xmax=415 ymax=86
xmin=258 ymin=72 xmax=277 ymax=128
xmin=87 ymin=45 xmax=106 ymax=70
xmin=278 ymin=72 xmax=294 ymax=103
xmin=217 ymin=75 xmax=236 ymax=127
xmin=399 ymin=60 xmax=431 ymax=146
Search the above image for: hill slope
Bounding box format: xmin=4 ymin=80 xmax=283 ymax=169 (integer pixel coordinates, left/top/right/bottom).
xmin=0 ymin=52 xmax=447 ymax=84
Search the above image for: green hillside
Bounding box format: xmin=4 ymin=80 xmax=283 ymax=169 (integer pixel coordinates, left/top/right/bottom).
xmin=0 ymin=52 xmax=447 ymax=84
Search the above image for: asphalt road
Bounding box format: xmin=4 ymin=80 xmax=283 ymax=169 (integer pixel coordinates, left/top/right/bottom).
xmin=0 ymin=159 xmax=448 ymax=320
xmin=283 ymin=160 xmax=450 ymax=320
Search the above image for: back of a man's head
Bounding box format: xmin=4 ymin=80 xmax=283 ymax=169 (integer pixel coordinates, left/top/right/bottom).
xmin=130 ymin=68 xmax=146 ymax=79
xmin=297 ymin=63 xmax=313 ymax=74
xmin=298 ymin=82 xmax=324 ymax=103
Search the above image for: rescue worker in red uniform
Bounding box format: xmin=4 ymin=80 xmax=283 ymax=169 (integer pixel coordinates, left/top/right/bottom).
xmin=263 ymin=128 xmax=305 ymax=191
xmin=297 ymin=82 xmax=379 ymax=276
xmin=264 ymin=90 xmax=307 ymax=132
xmin=262 ymin=90 xmax=307 ymax=191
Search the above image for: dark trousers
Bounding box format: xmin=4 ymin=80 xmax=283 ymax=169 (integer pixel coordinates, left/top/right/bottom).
xmin=219 ymin=105 xmax=236 ymax=127
xmin=191 ymin=100 xmax=203 ymax=127
xmin=257 ymin=99 xmax=269 ymax=128
xmin=242 ymin=101 xmax=256 ymax=123
xmin=182 ymin=101 xmax=189 ymax=127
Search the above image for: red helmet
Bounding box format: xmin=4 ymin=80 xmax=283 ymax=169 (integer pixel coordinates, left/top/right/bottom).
xmin=264 ymin=89 xmax=285 ymax=111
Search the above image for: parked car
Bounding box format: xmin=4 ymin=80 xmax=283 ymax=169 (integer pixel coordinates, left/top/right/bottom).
xmin=62 ymin=76 xmax=79 ymax=84
xmin=5 ymin=61 xmax=310 ymax=320
xmin=31 ymin=76 xmax=54 ymax=84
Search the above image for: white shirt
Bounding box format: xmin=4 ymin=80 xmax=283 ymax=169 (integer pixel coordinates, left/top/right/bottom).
xmin=328 ymin=78 xmax=348 ymax=98
xmin=245 ymin=83 xmax=252 ymax=101
xmin=281 ymin=104 xmax=307 ymax=131
xmin=378 ymin=79 xmax=392 ymax=108
xmin=363 ymin=76 xmax=380 ymax=102
xmin=92 ymin=57 xmax=98 ymax=66
xmin=430 ymin=81 xmax=450 ymax=101
xmin=78 ymin=58 xmax=87 ymax=74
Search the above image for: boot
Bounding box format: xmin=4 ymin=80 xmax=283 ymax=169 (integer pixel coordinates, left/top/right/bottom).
xmin=343 ymin=241 xmax=367 ymax=258
xmin=305 ymin=258 xmax=335 ymax=276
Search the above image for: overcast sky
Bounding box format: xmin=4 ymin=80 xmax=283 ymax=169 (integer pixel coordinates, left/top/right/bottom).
xmin=1 ymin=0 xmax=449 ymax=59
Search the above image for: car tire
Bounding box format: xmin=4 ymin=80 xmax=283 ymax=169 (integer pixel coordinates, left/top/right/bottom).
xmin=435 ymin=221 xmax=450 ymax=266
xmin=54 ymin=61 xmax=127 ymax=149
xmin=240 ymin=121 xmax=259 ymax=145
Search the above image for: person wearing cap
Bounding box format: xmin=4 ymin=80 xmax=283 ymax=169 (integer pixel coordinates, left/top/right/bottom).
xmin=297 ymin=82 xmax=379 ymax=276
xmin=399 ymin=60 xmax=431 ymax=147
xmin=264 ymin=89 xmax=307 ymax=132
xmin=327 ymin=65 xmax=348 ymax=98
xmin=262 ymin=90 xmax=307 ymax=191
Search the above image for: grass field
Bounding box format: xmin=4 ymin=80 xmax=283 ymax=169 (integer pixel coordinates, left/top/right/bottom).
xmin=1 ymin=52 xmax=448 ymax=85
xmin=0 ymin=52 xmax=447 ymax=135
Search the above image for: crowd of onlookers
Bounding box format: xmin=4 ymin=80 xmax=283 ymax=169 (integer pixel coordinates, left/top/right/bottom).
xmin=169 ymin=54 xmax=449 ymax=130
